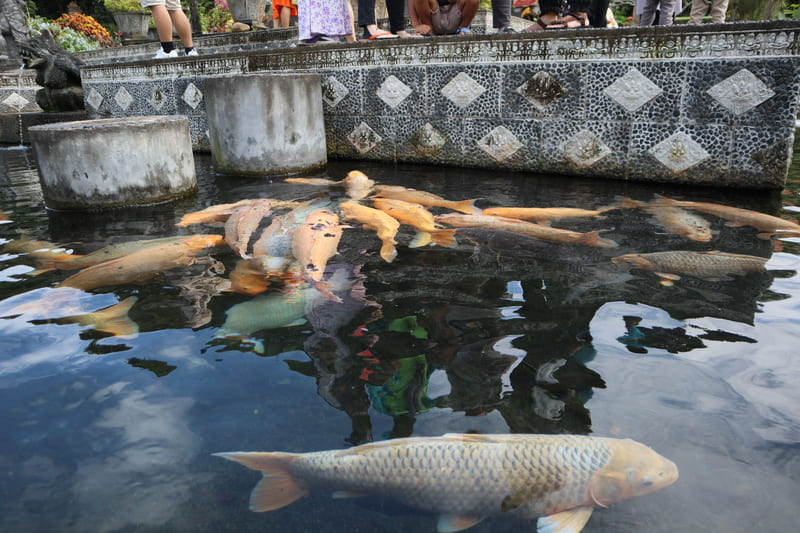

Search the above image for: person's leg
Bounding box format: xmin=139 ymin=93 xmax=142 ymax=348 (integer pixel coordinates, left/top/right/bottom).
xmin=168 ymin=7 xmax=193 ymax=48
xmin=456 ymin=0 xmax=478 ymax=29
xmin=409 ymin=0 xmax=436 ymax=35
xmin=344 ymin=0 xmax=357 ymax=41
xmin=688 ymin=0 xmax=709 ymax=23
xmin=654 ymin=0 xmax=677 ymax=24
xmin=491 ymin=0 xmax=512 ymax=29
xmin=639 ymin=0 xmax=658 ymax=26
xmin=525 ymin=0 xmax=561 ymax=30
xmin=150 ymin=5 xmax=175 ymax=45
xmin=279 ymin=5 xmax=291 ymax=27
xmin=709 ymin=0 xmax=728 ymax=22
xmin=386 ymin=0 xmax=407 ymax=35
xmin=548 ymin=0 xmax=590 ymax=28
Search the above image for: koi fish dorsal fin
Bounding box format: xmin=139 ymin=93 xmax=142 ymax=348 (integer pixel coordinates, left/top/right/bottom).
xmin=536 ymin=505 xmax=594 ymax=533
xmin=437 ymin=513 xmax=485 ymax=532
xmin=213 ymin=452 xmax=307 ymax=512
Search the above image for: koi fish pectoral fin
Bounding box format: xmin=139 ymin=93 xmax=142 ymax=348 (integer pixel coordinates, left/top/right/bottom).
xmin=436 ymin=513 xmax=485 ymax=532
xmin=536 ymin=505 xmax=594 ymax=533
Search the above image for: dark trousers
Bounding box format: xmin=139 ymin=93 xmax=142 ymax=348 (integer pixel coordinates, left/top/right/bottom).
xmin=358 ymin=0 xmax=406 ymax=33
xmin=537 ymin=0 xmax=610 ymax=27
xmin=492 ymin=0 xmax=511 ymax=28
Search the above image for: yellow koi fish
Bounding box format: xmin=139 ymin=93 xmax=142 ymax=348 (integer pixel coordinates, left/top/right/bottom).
xmin=436 ymin=213 xmax=618 ymax=248
xmin=176 ymin=199 xmax=297 ymax=227
xmin=618 ymin=197 xmax=712 ymax=243
xmin=54 ymin=296 xmax=140 ymax=338
xmin=372 ymin=198 xmax=457 ymax=248
xmin=224 ymin=199 xmax=272 ymax=258
xmin=482 ymin=206 xmax=612 ymax=222
xmin=373 ymin=184 xmax=481 ymax=215
xmin=4 ymin=238 xmax=80 ymax=263
xmin=59 ymin=234 xmax=225 ymax=292
xmin=342 ymin=170 xmax=376 ymax=200
xmin=339 ymin=200 xmax=400 ymax=263
xmin=217 ymin=433 xmax=677 ymax=533
xmin=649 ymin=194 xmax=800 ymax=237
xmin=292 ymin=209 xmax=343 ymax=302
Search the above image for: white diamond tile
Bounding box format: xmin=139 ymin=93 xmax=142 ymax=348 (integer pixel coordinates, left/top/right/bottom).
xmin=321 ymin=75 xmax=349 ymax=107
xmin=603 ymin=68 xmax=663 ymax=113
xmin=2 ymin=93 xmax=29 ymax=112
xmin=148 ymin=88 xmax=167 ymax=111
xmin=86 ymin=88 xmax=104 ymax=110
xmin=477 ymin=126 xmax=523 ymax=162
xmin=182 ymin=82 xmax=203 ymax=110
xmin=562 ymin=129 xmax=612 ymax=168
xmin=441 ymin=72 xmax=485 ymax=108
xmin=410 ymin=122 xmax=447 ymax=156
xmin=347 ymin=122 xmax=382 ymax=154
xmin=515 ymin=71 xmax=566 ymax=111
xmin=376 ymin=75 xmax=412 ymax=109
xmin=649 ymin=131 xmax=709 ymax=172
xmin=707 ymin=69 xmax=775 ymax=116
xmin=114 ymin=87 xmax=134 ymax=111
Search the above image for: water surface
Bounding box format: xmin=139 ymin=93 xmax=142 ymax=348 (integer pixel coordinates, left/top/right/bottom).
xmin=1 ymin=147 xmax=799 ymax=532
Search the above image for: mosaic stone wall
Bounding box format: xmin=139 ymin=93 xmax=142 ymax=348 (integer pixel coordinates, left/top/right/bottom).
xmin=77 ymin=19 xmax=800 ymax=189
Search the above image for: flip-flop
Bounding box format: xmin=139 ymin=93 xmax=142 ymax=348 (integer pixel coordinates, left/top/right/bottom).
xmin=456 ymin=27 xmax=473 ymax=35
xmin=360 ymin=30 xmax=399 ymax=41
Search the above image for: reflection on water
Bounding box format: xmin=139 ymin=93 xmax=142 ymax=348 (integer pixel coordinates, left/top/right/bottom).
xmin=0 ymin=145 xmax=799 ymax=532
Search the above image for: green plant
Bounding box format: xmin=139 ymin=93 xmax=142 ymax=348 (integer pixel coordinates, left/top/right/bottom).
xmin=201 ymin=0 xmax=232 ymax=33
xmin=28 ymin=16 xmax=102 ymax=52
xmin=103 ymin=0 xmax=145 ymax=12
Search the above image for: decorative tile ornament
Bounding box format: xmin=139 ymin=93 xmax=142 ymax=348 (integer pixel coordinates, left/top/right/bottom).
xmin=348 ymin=121 xmax=382 ymax=154
xmin=649 ymin=131 xmax=710 ymax=172
xmin=321 ymin=75 xmax=348 ymax=107
xmin=181 ymin=83 xmax=203 ymax=110
xmin=515 ymin=71 xmax=566 ymax=110
xmin=376 ymin=75 xmax=412 ymax=109
xmin=86 ymin=88 xmax=104 ymax=111
xmin=603 ymin=68 xmax=663 ymax=113
xmin=2 ymin=93 xmax=28 ymax=112
xmin=707 ymin=69 xmax=775 ymax=116
xmin=562 ymin=129 xmax=611 ymax=168
xmin=147 ymin=88 xmax=167 ymax=111
xmin=114 ymin=87 xmax=134 ymax=111
xmin=477 ymin=126 xmax=523 ymax=162
xmin=408 ymin=122 xmax=447 ymax=157
xmin=441 ymin=72 xmax=486 ymax=108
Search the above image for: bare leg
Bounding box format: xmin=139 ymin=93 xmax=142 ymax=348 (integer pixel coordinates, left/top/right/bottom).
xmin=344 ymin=0 xmax=356 ymax=41
xmin=169 ymin=8 xmax=193 ymax=47
xmin=279 ymin=5 xmax=290 ymax=27
xmin=151 ymin=5 xmax=174 ymax=43
xmin=457 ymin=0 xmax=478 ymax=28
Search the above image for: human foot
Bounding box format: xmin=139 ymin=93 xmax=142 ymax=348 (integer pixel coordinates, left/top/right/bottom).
xmin=524 ymin=12 xmax=558 ymax=31
xmin=547 ymin=11 xmax=590 ymax=29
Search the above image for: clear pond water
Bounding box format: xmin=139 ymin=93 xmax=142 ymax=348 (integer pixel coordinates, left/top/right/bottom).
xmin=1 ymin=146 xmax=799 ymax=532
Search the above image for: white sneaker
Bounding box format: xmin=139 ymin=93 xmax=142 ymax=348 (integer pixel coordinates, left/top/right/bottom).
xmin=186 ymin=49 xmax=198 ymax=57
xmin=154 ymin=48 xmax=178 ymax=59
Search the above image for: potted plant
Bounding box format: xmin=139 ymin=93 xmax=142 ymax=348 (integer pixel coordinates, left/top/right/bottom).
xmin=104 ymin=0 xmax=152 ymax=43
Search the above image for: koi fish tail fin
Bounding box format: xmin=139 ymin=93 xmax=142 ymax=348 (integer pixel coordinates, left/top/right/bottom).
xmin=454 ymin=199 xmax=483 ymax=215
xmin=583 ymin=231 xmax=619 ymax=248
xmin=650 ymin=193 xmax=677 ymax=206
xmin=89 ymin=296 xmax=140 ymax=338
xmin=379 ymin=241 xmax=398 ymax=263
xmin=311 ymin=279 xmax=344 ymax=303
xmin=214 ymin=451 xmax=308 ymax=512
xmin=617 ymin=197 xmax=645 ymax=210
xmin=409 ymin=230 xmax=432 ymax=248
xmin=431 ymin=229 xmax=458 ymax=248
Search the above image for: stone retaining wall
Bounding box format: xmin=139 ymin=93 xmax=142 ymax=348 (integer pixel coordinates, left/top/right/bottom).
xmin=78 ymin=20 xmax=800 ymax=189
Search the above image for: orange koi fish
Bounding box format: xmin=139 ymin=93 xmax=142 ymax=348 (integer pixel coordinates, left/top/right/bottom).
xmin=372 ymin=198 xmax=457 ymax=248
xmin=436 ymin=213 xmax=618 ymax=248
xmin=342 ymin=170 xmax=375 ymax=200
xmin=482 ymin=206 xmax=612 ymax=222
xmin=292 ymin=209 xmax=343 ymax=302
xmin=339 ymin=200 xmax=400 ymax=262
xmin=618 ymin=197 xmax=712 ymax=243
xmin=224 ymin=199 xmax=272 ymax=258
xmin=373 ymin=184 xmax=481 ymax=215
xmin=59 ymin=234 xmax=225 ymax=291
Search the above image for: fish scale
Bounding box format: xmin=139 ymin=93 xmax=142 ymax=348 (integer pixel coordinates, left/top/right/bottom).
xmin=217 ymin=433 xmax=677 ymax=532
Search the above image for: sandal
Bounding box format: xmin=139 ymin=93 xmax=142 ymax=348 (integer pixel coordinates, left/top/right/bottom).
xmin=456 ymin=27 xmax=473 ymax=35
xmin=547 ymin=11 xmax=590 ymax=29
xmin=524 ymin=13 xmax=559 ymax=31
xmin=360 ymin=28 xmax=399 ymax=41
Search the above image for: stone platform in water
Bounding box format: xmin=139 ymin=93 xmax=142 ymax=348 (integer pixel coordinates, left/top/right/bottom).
xmin=12 ymin=16 xmax=800 ymax=189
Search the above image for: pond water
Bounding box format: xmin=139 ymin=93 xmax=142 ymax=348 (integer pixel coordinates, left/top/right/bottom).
xmin=1 ymin=145 xmax=799 ymax=533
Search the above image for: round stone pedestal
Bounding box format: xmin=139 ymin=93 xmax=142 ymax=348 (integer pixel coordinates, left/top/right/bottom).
xmin=29 ymin=116 xmax=197 ymax=211
xmin=205 ymin=73 xmax=327 ymax=176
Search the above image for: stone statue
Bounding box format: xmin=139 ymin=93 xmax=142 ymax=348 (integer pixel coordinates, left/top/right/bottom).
xmin=0 ymin=0 xmax=29 ymax=64
xmin=18 ymin=30 xmax=85 ymax=112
